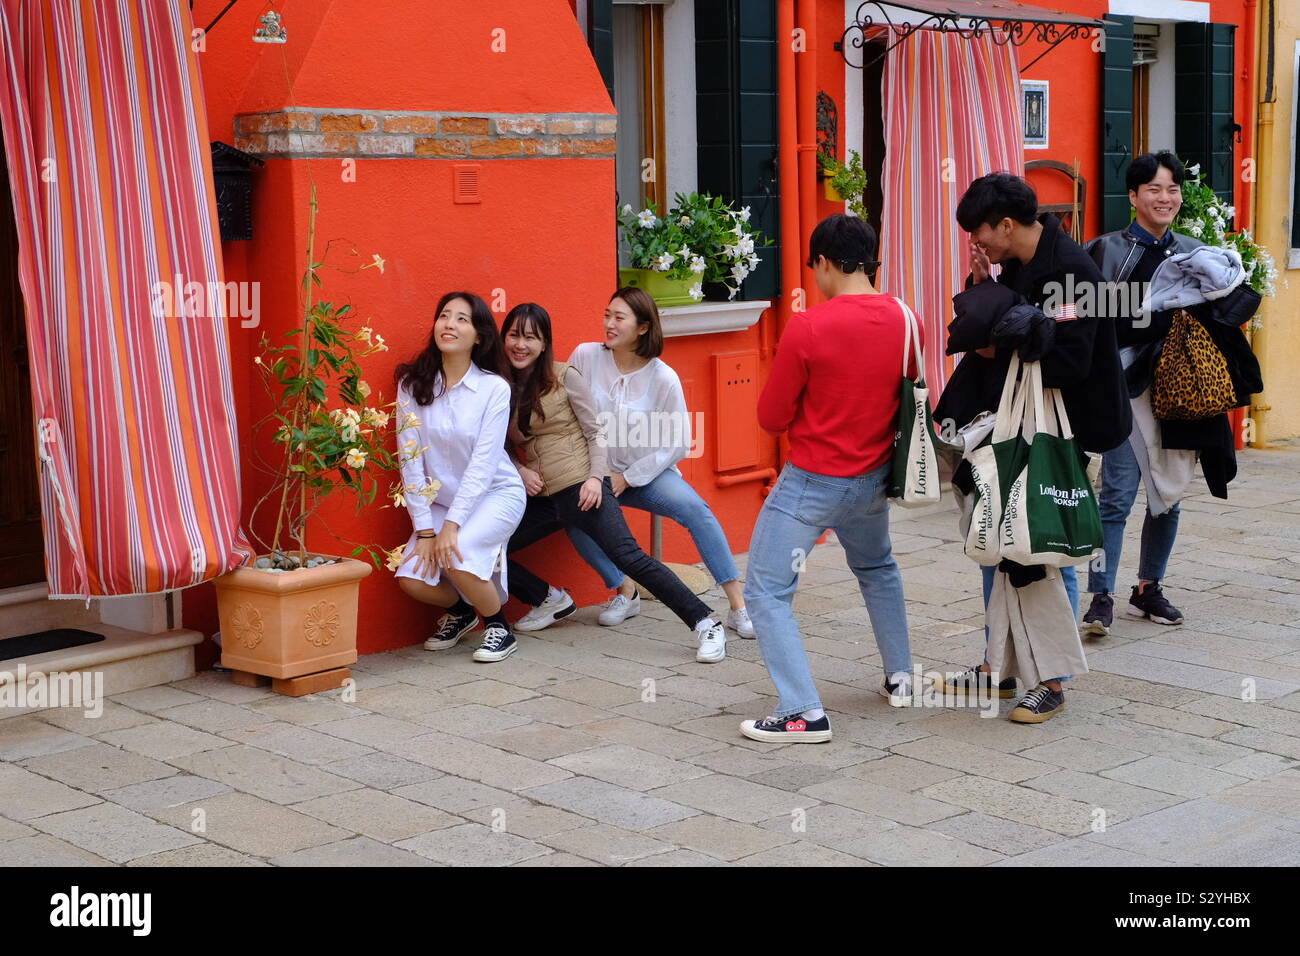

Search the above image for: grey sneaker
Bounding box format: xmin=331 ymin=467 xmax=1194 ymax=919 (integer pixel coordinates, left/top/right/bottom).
xmin=695 ymin=621 xmax=726 ymax=663
xmin=597 ymin=591 xmax=640 ymax=626
xmin=727 ymin=607 xmax=756 ymax=639
xmin=515 ymin=589 xmax=577 ymax=632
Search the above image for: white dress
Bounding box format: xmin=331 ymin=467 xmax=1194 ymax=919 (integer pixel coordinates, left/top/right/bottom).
xmin=567 ymin=342 xmax=691 ymax=487
xmin=392 ymin=363 xmax=526 ymax=602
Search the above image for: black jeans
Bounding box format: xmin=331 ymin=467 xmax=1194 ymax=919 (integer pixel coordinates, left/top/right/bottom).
xmin=507 ymin=478 xmax=710 ymax=629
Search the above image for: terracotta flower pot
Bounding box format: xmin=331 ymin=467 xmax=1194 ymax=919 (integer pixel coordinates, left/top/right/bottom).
xmin=214 ymin=555 xmax=372 ymax=679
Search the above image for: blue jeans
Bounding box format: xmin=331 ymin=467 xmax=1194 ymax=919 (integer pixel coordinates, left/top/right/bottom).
xmin=981 ymin=563 xmax=1077 ymax=683
xmin=567 ymin=468 xmax=741 ymax=590
xmin=1087 ymin=438 xmax=1181 ymax=594
xmin=744 ymin=463 xmax=911 ymax=718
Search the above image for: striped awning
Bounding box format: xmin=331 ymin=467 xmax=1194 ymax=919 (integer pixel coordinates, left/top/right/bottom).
xmin=0 ymin=0 xmax=251 ymax=597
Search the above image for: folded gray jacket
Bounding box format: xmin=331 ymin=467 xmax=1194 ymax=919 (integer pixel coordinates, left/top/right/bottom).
xmin=1141 ymin=245 xmax=1245 ymax=313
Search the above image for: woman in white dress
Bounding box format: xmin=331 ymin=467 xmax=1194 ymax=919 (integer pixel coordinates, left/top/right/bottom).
xmin=393 ymin=291 xmax=526 ymax=663
xmin=565 ymin=287 xmax=754 ymax=662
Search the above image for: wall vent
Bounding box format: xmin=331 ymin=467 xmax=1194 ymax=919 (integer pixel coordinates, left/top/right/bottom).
xmin=453 ymin=164 xmax=481 ymax=204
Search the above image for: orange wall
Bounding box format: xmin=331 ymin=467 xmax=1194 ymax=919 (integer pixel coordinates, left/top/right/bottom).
xmin=186 ymin=0 xmax=768 ymax=659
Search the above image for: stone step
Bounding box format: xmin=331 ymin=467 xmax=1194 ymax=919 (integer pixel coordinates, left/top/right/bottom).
xmin=0 ymin=624 xmax=201 ymax=719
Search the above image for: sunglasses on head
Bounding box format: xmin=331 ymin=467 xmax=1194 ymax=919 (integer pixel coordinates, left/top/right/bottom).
xmin=806 ymin=254 xmax=881 ymax=273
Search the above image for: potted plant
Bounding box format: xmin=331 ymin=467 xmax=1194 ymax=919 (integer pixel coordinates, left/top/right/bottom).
xmin=214 ymin=185 xmax=403 ymax=693
xmin=1173 ymin=164 xmax=1277 ymax=313
xmin=617 ymin=192 xmax=771 ymax=304
xmin=819 ymin=149 xmax=869 ymax=220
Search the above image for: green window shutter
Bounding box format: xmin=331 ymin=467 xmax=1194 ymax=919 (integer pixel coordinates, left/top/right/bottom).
xmin=1100 ymin=14 xmax=1134 ymax=234
xmin=588 ymin=0 xmax=614 ymax=106
xmin=1176 ymin=22 xmax=1236 ymax=212
xmin=694 ymin=0 xmax=779 ymax=300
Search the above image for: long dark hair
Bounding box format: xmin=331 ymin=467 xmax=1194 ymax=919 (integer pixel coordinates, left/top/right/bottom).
xmin=395 ymin=291 xmax=512 ymax=405
xmin=501 ymin=302 xmax=556 ymax=438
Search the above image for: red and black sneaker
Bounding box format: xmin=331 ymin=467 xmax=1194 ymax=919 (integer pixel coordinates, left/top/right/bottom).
xmin=739 ymin=713 xmax=832 ymax=744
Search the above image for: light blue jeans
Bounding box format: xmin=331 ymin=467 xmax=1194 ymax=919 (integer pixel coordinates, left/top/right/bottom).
xmin=745 ymin=463 xmax=911 ymax=718
xmin=567 ymin=468 xmax=741 ymax=589
xmin=981 ymin=563 xmax=1077 ymax=683
xmin=1087 ymin=437 xmax=1181 ymax=594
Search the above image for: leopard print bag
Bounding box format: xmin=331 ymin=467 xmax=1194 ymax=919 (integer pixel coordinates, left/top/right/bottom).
xmin=1152 ymin=309 xmax=1237 ymax=421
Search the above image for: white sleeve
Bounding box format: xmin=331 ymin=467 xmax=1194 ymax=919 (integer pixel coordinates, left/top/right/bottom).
xmin=623 ymin=363 xmax=690 ymax=487
xmin=395 ymin=382 xmax=435 ymax=532
xmin=566 ymin=342 xmax=597 ymax=377
xmin=445 ymin=378 xmax=512 ymax=527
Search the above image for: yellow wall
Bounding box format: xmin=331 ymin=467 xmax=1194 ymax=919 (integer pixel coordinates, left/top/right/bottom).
xmin=1253 ymin=4 xmax=1300 ymax=443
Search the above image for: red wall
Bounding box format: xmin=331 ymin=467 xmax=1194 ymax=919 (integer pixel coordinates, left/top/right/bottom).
xmin=186 ymin=0 xmax=768 ymax=659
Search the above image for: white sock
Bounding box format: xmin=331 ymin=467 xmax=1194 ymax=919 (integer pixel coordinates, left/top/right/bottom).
xmin=802 ymin=707 xmax=825 ymax=721
xmin=694 ymin=617 xmax=718 ymax=633
xmin=546 ymin=586 xmax=565 ymax=604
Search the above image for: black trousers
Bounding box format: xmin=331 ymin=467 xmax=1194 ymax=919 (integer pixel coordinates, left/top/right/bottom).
xmin=507 ymin=478 xmax=710 ymax=628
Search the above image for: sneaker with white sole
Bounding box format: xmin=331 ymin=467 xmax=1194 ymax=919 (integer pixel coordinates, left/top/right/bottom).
xmin=739 ymin=713 xmax=832 ymax=744
xmin=597 ymin=591 xmax=640 ymax=626
xmin=695 ymin=621 xmax=726 ymax=663
xmin=472 ymin=623 xmax=518 ymax=662
xmin=880 ymin=672 xmax=914 ymax=707
xmin=514 ymin=589 xmax=577 ymax=632
xmin=727 ymin=607 xmax=756 ymax=639
xmin=423 ymin=609 xmax=479 ymax=651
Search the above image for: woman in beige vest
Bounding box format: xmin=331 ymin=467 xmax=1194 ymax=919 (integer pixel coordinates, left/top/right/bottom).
xmin=502 ymin=304 xmax=727 ymax=663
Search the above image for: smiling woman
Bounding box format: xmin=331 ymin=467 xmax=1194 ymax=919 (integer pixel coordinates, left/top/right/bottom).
xmin=390 ymin=291 xmax=526 ymax=663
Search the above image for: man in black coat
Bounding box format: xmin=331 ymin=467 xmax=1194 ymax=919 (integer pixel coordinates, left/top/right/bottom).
xmin=934 ymin=173 xmax=1128 ymax=724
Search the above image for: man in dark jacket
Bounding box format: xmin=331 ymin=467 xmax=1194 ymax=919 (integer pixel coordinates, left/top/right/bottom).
xmin=935 ymin=172 xmax=1128 ymax=723
xmin=1077 ymin=151 xmax=1199 ymax=638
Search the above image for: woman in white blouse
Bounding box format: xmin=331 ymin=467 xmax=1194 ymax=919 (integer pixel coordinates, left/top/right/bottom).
xmin=566 ymin=287 xmax=754 ymax=660
xmin=392 ymin=292 xmax=526 ymax=663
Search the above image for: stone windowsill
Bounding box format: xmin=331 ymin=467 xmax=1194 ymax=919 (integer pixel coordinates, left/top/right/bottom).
xmin=659 ymin=299 xmax=772 ymax=338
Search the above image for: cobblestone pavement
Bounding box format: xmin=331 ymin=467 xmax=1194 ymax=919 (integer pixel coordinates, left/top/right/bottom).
xmin=4 ymin=448 xmax=1300 ymax=866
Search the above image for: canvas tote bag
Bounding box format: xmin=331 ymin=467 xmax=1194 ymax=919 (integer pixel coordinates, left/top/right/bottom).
xmin=888 ymin=298 xmax=941 ymax=506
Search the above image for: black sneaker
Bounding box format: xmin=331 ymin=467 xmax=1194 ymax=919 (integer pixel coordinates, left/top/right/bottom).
xmin=472 ymin=623 xmax=517 ymax=662
xmin=739 ymin=713 xmax=832 ymax=744
xmin=938 ymin=665 xmax=1017 ymax=700
xmin=1008 ymin=684 xmax=1065 ymax=723
xmin=1126 ymin=582 xmax=1184 ymax=625
xmin=423 ymin=609 xmax=478 ymax=651
xmin=1081 ymin=592 xmax=1113 ymax=636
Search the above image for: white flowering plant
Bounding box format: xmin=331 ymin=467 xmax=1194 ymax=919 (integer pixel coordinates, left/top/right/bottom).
xmin=1173 ymin=164 xmax=1278 ymax=300
xmin=617 ymin=192 xmax=772 ymax=301
xmin=248 ymin=186 xmax=410 ymax=571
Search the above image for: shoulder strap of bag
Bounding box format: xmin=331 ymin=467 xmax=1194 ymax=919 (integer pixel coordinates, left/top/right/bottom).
xmin=893 ymin=297 xmax=924 ymax=383
xmin=992 ymin=352 xmax=1025 ymax=442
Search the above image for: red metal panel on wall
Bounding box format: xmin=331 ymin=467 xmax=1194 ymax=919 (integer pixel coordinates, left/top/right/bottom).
xmin=679 ymin=377 xmax=697 ymax=484
xmin=713 ymin=351 xmax=761 ymax=472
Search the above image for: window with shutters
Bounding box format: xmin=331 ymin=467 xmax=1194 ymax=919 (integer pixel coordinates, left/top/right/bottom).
xmin=584 ymin=0 xmax=778 ymax=301
xmin=1175 ymin=22 xmax=1236 ymax=214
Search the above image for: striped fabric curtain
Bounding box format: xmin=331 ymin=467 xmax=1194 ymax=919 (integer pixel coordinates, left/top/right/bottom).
xmin=0 ymin=0 xmax=250 ymax=597
xmin=879 ymin=29 xmax=1025 ymax=393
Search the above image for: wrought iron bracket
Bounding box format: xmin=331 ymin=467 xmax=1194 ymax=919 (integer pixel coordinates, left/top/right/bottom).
xmin=840 ymin=1 xmax=1104 ymax=74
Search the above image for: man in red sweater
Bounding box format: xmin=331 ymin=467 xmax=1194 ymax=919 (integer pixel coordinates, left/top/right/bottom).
xmin=740 ymin=214 xmax=918 ymax=744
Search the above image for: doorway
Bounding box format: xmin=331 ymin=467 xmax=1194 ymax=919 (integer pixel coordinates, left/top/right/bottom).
xmin=860 ymin=40 xmax=887 ymax=256
xmin=0 ymin=139 xmax=45 ymax=589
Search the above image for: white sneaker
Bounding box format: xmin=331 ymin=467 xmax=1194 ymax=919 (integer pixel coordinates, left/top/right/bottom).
xmin=727 ymin=607 xmax=755 ymax=639
xmin=695 ymin=621 xmax=726 ymax=663
xmin=514 ymin=589 xmax=577 ymax=632
xmin=597 ymin=591 xmax=640 ymax=626
xmin=880 ymin=672 xmax=914 ymax=707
